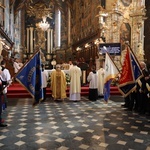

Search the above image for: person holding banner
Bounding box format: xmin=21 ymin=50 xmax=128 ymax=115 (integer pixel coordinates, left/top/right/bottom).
xmin=138 ymin=62 xmax=150 ymax=115
xmin=41 ymin=64 xmax=48 ymax=102
xmin=0 ymin=60 xmax=11 ymax=110
xmin=15 ymin=50 xmax=44 ymax=107
xmin=118 ymin=45 xmax=143 ymax=111
xmin=0 ymin=73 xmax=9 ymax=127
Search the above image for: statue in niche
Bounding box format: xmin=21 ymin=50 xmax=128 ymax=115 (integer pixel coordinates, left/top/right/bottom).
xmin=36 ymin=29 xmax=46 ymax=50
xmin=40 ymin=50 xmax=46 ymax=64
xmin=136 ymin=42 xmax=144 ymax=61
xmin=120 ymin=23 xmax=131 ymax=49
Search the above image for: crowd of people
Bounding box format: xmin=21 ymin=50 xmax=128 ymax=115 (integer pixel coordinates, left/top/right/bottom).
xmin=46 ymin=59 xmax=150 ymax=117
xmin=45 ymin=61 xmax=105 ymax=102
xmin=2 ymin=56 xmax=150 ymax=128
xmin=122 ymin=61 xmax=150 ymax=116
xmin=1 ymin=59 xmax=105 ymax=127
xmin=0 ymin=56 xmax=24 ymax=127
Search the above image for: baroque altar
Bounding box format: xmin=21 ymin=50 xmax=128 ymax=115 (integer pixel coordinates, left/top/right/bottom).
xmin=96 ymin=0 xmax=146 ymax=68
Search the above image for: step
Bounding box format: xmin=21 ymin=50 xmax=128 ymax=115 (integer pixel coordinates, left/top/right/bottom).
xmin=7 ymin=83 xmax=121 ymax=99
xmin=7 ymin=92 xmax=90 ymax=99
xmin=7 ymin=91 xmax=120 ymax=99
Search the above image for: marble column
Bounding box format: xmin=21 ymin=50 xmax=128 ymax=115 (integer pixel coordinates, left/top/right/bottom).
xmin=26 ymin=28 xmax=30 ymax=53
xmin=29 ymin=27 xmax=34 ymax=53
xmin=46 ymin=29 xmax=51 ymax=60
xmin=142 ymin=0 xmax=145 ymax=5
xmin=47 ymin=29 xmax=50 ymax=53
xmin=33 ymin=29 xmax=36 ymax=50
xmin=68 ymin=7 xmax=71 ymax=45
xmin=50 ymin=29 xmax=53 ymax=53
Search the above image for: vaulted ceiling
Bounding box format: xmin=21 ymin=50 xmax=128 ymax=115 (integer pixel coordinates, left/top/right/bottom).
xmin=10 ymin=0 xmax=73 ymax=14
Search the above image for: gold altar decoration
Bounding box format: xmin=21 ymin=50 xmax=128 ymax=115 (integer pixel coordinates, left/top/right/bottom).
xmin=96 ymin=0 xmax=146 ymax=68
xmin=36 ymin=16 xmax=50 ymax=31
xmin=26 ymin=1 xmax=54 ymax=19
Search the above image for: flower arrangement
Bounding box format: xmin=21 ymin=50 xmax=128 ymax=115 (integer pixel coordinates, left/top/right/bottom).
xmin=47 ymin=73 xmax=51 ymax=87
xmin=65 ymin=73 xmax=70 ymax=85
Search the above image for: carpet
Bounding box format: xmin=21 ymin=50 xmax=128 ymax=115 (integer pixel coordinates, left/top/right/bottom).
xmin=7 ymin=83 xmax=121 ymax=99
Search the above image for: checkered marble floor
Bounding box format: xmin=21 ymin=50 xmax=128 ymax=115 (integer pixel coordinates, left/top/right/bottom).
xmin=1 ymin=96 xmax=150 ymax=150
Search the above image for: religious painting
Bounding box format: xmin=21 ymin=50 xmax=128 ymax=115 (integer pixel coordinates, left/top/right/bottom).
xmin=121 ymin=0 xmax=132 ymax=7
xmin=120 ymin=23 xmax=131 ymax=49
xmin=65 ymin=49 xmax=73 ymax=62
xmin=120 ymin=23 xmax=131 ymax=64
xmin=36 ymin=29 xmax=46 ymax=50
xmin=56 ymin=50 xmax=65 ymax=64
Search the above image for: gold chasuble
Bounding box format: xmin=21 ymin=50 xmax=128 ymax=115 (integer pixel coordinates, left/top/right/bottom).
xmin=51 ymin=69 xmax=67 ymax=100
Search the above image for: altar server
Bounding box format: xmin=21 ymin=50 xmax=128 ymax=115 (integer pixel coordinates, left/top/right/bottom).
xmin=87 ymin=65 xmax=98 ymax=101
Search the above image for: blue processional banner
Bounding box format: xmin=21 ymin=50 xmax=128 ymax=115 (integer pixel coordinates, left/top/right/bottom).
xmin=130 ymin=49 xmax=143 ymax=81
xmin=15 ymin=50 xmax=43 ymax=105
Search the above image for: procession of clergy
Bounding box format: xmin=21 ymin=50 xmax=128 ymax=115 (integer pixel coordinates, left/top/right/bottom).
xmin=42 ymin=61 xmax=105 ymax=102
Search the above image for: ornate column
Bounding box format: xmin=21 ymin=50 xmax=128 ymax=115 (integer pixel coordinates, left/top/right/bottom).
xmin=141 ymin=0 xmax=146 ymax=44
xmin=0 ymin=38 xmax=3 ymax=56
xmin=54 ymin=9 xmax=61 ymax=49
xmin=47 ymin=29 xmax=50 ymax=53
xmin=46 ymin=29 xmax=51 ymax=60
xmin=29 ymin=27 xmax=34 ymax=53
xmin=68 ymin=7 xmax=71 ymax=45
xmin=50 ymin=29 xmax=53 ymax=53
xmin=33 ymin=28 xmax=36 ymax=50
xmin=26 ymin=28 xmax=30 ymax=53
xmin=130 ymin=0 xmax=146 ymax=61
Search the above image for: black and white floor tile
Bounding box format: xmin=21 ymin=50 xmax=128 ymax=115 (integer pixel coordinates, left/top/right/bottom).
xmin=0 ymin=96 xmax=150 ymax=150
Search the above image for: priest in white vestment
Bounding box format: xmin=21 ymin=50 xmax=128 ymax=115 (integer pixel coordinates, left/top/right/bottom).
xmin=69 ymin=61 xmax=82 ymax=101
xmin=97 ymin=67 xmax=105 ymax=96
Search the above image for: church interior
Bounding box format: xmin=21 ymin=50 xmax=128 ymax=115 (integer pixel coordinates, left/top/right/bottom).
xmin=1 ymin=0 xmax=150 ymax=149
xmin=1 ymin=0 xmax=150 ymax=74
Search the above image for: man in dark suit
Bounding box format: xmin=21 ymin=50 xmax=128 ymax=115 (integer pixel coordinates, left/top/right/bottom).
xmin=138 ymin=62 xmax=150 ymax=114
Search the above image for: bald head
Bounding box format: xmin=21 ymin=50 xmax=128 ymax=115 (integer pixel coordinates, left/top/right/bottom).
xmin=140 ymin=61 xmax=146 ymax=69
xmin=56 ymin=64 xmax=61 ymax=71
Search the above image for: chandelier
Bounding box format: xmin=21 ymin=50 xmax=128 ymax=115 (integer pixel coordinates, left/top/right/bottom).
xmin=38 ymin=17 xmax=50 ymax=31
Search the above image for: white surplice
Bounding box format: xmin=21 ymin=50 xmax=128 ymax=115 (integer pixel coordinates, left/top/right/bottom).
xmin=97 ymin=68 xmax=105 ymax=95
xmin=69 ymin=65 xmax=82 ymax=101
